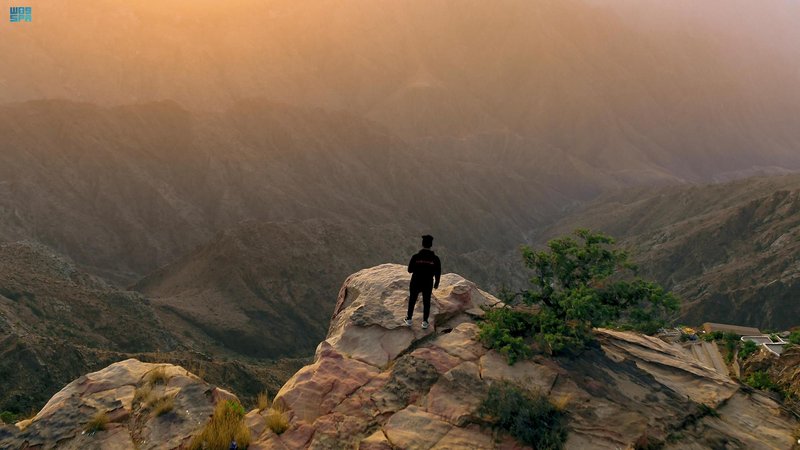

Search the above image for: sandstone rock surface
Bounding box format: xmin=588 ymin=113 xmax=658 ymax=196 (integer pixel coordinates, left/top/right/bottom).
xmin=247 ymin=264 xmax=799 ymax=449
xmin=0 ymin=359 xmax=236 ymax=450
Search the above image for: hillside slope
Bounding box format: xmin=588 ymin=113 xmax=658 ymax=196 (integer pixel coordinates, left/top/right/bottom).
xmin=0 ymin=99 xmax=573 ymax=285
xmin=0 ymin=241 xmax=304 ymax=415
xmin=543 ymin=174 xmax=800 ymax=329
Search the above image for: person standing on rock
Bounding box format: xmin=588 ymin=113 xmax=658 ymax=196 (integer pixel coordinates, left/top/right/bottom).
xmin=405 ymin=234 xmax=441 ymax=329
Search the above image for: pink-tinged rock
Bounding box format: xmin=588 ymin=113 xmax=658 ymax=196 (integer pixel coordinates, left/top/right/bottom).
xmin=432 ymin=322 xmax=487 ymax=361
xmin=329 ymin=323 xmax=419 ymax=368
xmin=307 ymin=412 xmax=374 ymax=448
xmin=360 ymin=429 xmax=394 ymax=450
xmin=245 ymin=409 xmax=267 ymax=440
xmin=434 ymin=424 xmax=496 ymax=449
xmin=426 ymin=361 xmax=485 ymax=426
xmin=275 ymin=342 xmax=379 ymax=422
xmin=383 ymin=405 xmax=453 ymax=450
xmin=211 ymin=386 xmax=239 ymax=404
xmin=332 ymin=371 xmax=391 ymax=418
xmin=251 ymin=421 xmax=316 ymax=450
xmin=409 ymin=347 xmax=462 ymax=375
xmin=324 ymin=264 xmax=502 ymax=368
xmin=479 ymin=351 xmax=558 ymax=393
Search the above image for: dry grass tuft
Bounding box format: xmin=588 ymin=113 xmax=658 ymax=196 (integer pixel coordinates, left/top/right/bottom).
xmin=256 ymin=391 xmax=269 ymax=412
xmin=188 ymin=400 xmax=251 ymax=450
xmin=134 ymin=384 xmax=155 ymax=407
xmin=150 ymin=395 xmax=175 ymax=417
xmin=265 ymin=400 xmax=289 ymax=435
xmin=146 ymin=366 xmax=170 ymax=386
xmin=84 ymin=411 xmax=109 ymax=433
xmin=265 ymin=409 xmax=289 ymax=435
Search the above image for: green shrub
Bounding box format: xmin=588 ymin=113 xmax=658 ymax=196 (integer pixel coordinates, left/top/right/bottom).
xmin=225 ymin=400 xmax=246 ymax=417
xmin=788 ymin=331 xmax=800 ymax=345
xmin=745 ymin=371 xmax=778 ymax=391
xmin=477 ymin=308 xmax=535 ymax=364
xmin=485 ymin=229 xmax=680 ymax=359
xmin=739 ymin=340 xmax=758 ymax=360
xmin=0 ymin=411 xmax=17 ymax=424
xmin=723 ymin=334 xmax=739 ymax=364
xmin=479 ymin=381 xmax=568 ymax=449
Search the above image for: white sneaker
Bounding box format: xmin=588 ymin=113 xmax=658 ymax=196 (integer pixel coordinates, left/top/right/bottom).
xmin=422 ymin=320 xmax=429 ymax=329
xmin=403 ymin=318 xmax=412 ymax=326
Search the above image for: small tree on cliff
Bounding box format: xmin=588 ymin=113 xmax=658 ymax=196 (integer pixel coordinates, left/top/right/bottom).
xmin=480 ymin=229 xmax=679 ymax=359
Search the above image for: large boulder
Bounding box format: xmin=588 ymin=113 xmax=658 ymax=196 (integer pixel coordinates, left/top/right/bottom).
xmin=0 ymin=359 xmax=236 ymax=450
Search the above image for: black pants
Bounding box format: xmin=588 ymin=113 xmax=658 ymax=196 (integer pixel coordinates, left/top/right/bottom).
xmin=407 ymin=283 xmax=432 ymax=322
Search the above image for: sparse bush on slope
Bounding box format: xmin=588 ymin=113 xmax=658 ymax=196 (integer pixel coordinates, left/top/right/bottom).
xmin=479 ymin=381 xmax=568 ymax=449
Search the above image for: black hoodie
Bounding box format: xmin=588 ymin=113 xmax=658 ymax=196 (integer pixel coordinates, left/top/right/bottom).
xmin=408 ymin=248 xmax=441 ymax=288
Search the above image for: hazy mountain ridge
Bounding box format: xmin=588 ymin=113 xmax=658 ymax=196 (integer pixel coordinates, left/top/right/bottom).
xmin=3 ymin=1 xmax=800 ymax=181
xmin=544 ymin=174 xmax=800 ymax=329
xmin=0 ymin=99 xmax=570 ymax=285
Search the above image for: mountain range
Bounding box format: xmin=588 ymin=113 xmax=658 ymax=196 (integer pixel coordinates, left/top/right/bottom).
xmin=2 ymin=0 xmax=800 ymax=427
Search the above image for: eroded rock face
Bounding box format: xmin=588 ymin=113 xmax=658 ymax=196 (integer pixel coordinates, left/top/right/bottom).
xmin=247 ymin=264 xmax=799 ymax=449
xmin=0 ymin=359 xmax=236 ymax=450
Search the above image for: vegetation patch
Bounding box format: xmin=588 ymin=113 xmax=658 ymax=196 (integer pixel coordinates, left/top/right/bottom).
xmin=146 ymin=366 xmax=170 ymax=386
xmin=696 ymin=403 xmax=720 ymax=418
xmin=477 ymin=308 xmax=535 ymax=364
xmin=738 ymin=340 xmax=759 ymax=360
xmin=134 ymin=384 xmax=155 ymax=407
xmin=744 ymin=371 xmax=779 ymax=392
xmin=84 ymin=411 xmax=109 ymax=434
xmin=0 ymin=411 xmax=17 ymax=424
xmin=150 ymin=395 xmax=175 ymax=417
xmin=265 ymin=400 xmax=289 ymax=435
xmin=188 ymin=400 xmax=251 ymax=450
xmin=256 ymin=391 xmax=269 ymax=412
xmin=479 ymin=229 xmax=679 ymax=360
xmin=0 ymin=288 xmax=35 ymax=302
xmin=478 ymin=381 xmax=568 ymax=449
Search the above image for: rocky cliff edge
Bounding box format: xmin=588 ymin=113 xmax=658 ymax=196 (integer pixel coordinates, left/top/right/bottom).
xmin=2 ymin=264 xmax=798 ymax=449
xmin=246 ymin=264 xmax=799 ymax=449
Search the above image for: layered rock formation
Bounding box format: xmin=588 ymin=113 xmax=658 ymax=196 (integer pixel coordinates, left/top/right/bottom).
xmin=243 ymin=264 xmax=799 ymax=449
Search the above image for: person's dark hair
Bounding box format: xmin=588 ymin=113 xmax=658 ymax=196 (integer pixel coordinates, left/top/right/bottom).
xmin=422 ymin=235 xmax=434 ymax=248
